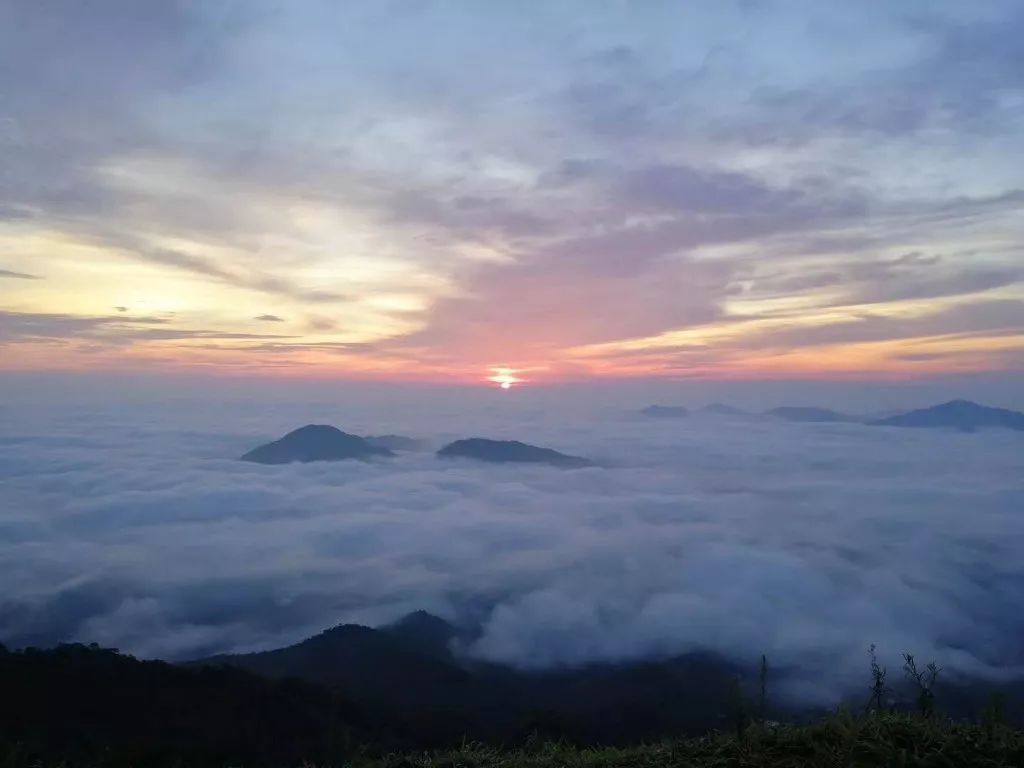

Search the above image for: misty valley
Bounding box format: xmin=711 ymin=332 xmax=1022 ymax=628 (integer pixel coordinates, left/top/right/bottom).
xmin=2 ymin=393 xmax=1024 ymax=764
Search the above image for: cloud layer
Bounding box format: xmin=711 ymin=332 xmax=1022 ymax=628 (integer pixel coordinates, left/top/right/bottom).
xmin=1 ymin=1 xmax=1023 ymax=379
xmin=1 ymin=392 xmax=1023 ymax=703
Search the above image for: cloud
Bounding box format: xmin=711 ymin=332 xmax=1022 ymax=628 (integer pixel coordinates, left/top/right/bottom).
xmin=751 ymin=299 xmax=1024 ymax=351
xmin=616 ymin=164 xmax=804 ymax=215
xmin=137 ymin=248 xmax=351 ymax=305
xmin=0 ymin=392 xmax=1022 ymax=704
xmin=0 ymin=311 xmax=167 ymax=342
xmin=255 ymin=314 xmax=285 ymax=322
xmin=0 ymin=0 xmax=237 ymax=218
xmin=745 ymin=251 xmax=1024 ymax=309
xmin=0 ymin=268 xmax=41 ymax=280
xmin=0 ymin=310 xmax=293 ymax=345
xmin=2 ymin=1 xmax=1023 ymax=376
xmin=393 ymin=253 xmax=729 ymax=364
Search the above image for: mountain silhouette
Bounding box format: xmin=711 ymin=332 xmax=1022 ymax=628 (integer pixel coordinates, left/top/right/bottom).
xmin=197 ymin=621 xmax=475 ymax=714
xmin=9 ymin=628 xmax=1024 ymax=761
xmin=241 ymin=425 xmax=393 ymax=464
xmin=641 ymin=405 xmax=688 ymax=418
xmin=872 ymin=399 xmax=1024 ymax=432
xmin=193 ymin=616 xmax=526 ymax=744
xmin=764 ymin=406 xmax=858 ymax=423
xmin=437 ymin=438 xmax=592 ymax=468
xmin=192 ymin=612 xmax=737 ymax=744
xmin=1 ymin=642 xmax=384 ymax=765
xmin=383 ymin=610 xmax=463 ymax=659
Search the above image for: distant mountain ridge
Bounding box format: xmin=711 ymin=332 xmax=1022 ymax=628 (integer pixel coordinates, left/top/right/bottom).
xmin=241 ymin=425 xmax=393 ymax=464
xmin=437 ymin=438 xmax=592 ymax=468
xmin=873 ymin=399 xmax=1024 ymax=432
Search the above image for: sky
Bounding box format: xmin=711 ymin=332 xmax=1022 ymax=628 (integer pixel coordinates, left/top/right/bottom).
xmin=2 ymin=395 xmax=1023 ymax=702
xmin=1 ymin=0 xmax=1024 ymax=388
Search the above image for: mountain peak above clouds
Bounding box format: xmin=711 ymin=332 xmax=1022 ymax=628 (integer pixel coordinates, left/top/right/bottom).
xmin=437 ymin=438 xmax=593 ymax=468
xmin=873 ymin=400 xmax=1024 ymax=431
xmin=241 ymin=425 xmax=394 ymax=464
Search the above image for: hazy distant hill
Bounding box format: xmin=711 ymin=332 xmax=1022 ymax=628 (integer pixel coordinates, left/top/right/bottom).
xmin=764 ymin=406 xmax=859 ymax=423
xmin=241 ymin=425 xmax=393 ymax=464
xmin=641 ymin=405 xmax=689 ymax=418
xmin=873 ymin=399 xmax=1024 ymax=432
xmin=437 ymin=438 xmax=592 ymax=468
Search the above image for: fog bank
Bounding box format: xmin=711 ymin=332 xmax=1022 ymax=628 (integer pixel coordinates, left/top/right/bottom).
xmin=1 ymin=391 xmax=1022 ymax=702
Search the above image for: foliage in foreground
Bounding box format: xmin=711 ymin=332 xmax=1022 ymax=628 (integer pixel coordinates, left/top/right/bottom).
xmin=5 ymin=713 xmax=1024 ymax=768
xmin=376 ymin=714 xmax=1024 ymax=768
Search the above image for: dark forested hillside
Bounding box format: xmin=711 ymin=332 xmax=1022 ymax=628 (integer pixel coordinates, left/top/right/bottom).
xmin=0 ymin=643 xmax=381 ymax=767
xmin=5 ymin=630 xmax=1024 ymax=768
xmin=193 ymin=615 xmax=740 ymax=744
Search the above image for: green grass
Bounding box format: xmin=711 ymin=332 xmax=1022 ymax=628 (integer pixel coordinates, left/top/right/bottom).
xmin=368 ymin=713 xmax=1024 ymax=768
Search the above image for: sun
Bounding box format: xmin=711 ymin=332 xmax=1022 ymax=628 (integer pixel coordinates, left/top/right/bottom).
xmin=488 ymin=367 xmax=523 ymax=390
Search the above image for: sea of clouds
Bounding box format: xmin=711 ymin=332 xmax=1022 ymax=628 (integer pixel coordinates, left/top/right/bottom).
xmin=2 ymin=384 xmax=1023 ymax=703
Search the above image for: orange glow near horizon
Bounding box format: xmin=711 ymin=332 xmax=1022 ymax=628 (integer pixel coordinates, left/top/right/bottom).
xmin=0 ymin=327 xmax=1022 ymax=384
xmin=1 ymin=225 xmax=1022 ymax=384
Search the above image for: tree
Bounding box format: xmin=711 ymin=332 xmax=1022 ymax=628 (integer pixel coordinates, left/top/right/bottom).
xmin=903 ymin=653 xmax=940 ymax=718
